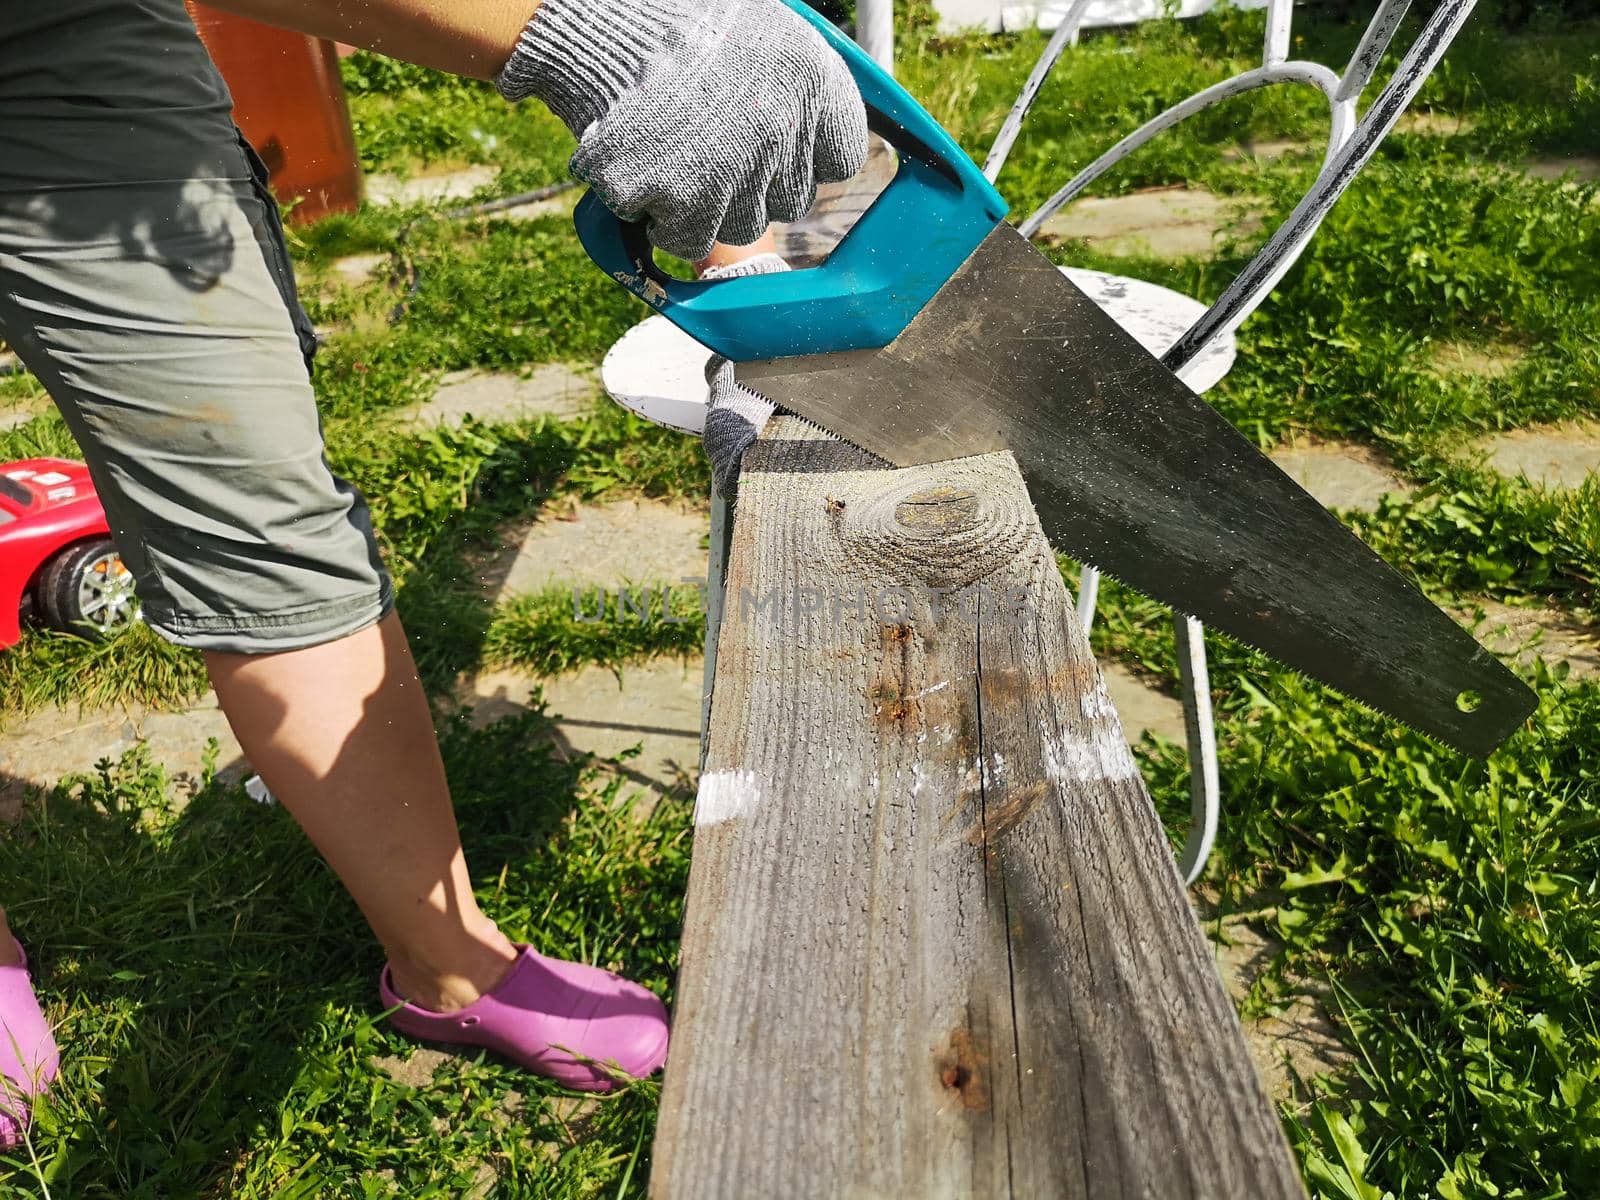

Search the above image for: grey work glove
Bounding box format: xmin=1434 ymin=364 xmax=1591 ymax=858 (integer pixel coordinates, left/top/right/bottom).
xmin=496 ymin=0 xmax=868 ymax=261
xmin=699 ymin=252 xmax=789 ymax=498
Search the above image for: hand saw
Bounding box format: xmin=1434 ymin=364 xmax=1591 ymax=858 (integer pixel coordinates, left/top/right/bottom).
xmin=571 ymin=0 xmax=1536 ymax=758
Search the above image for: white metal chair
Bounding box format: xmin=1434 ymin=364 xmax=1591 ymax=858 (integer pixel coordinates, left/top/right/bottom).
xmin=979 ymin=0 xmax=1478 ymax=882
xmin=601 ymin=0 xmax=1480 ymax=881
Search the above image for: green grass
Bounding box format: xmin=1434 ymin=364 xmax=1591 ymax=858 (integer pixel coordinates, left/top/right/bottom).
xmin=483 ymin=584 xmax=706 ymax=680
xmin=337 ymin=53 xmax=576 ymax=189
xmin=2 ymin=7 xmax=1599 ymax=1197
xmin=1 ymin=710 xmax=688 ymax=1197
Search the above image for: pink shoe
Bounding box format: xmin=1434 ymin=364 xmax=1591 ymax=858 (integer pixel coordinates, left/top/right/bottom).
xmin=0 ymin=940 xmax=59 ymax=1149
xmin=379 ymin=945 xmax=669 ymax=1092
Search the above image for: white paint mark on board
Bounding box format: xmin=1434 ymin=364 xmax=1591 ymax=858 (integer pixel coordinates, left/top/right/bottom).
xmin=1079 ymin=679 xmax=1118 ymax=724
xmin=981 ymin=751 xmax=1008 ymax=790
xmin=910 ymin=761 xmax=930 ymax=798
xmin=694 ymin=770 xmax=760 ymax=827
xmin=1040 ymin=719 xmax=1140 ymax=795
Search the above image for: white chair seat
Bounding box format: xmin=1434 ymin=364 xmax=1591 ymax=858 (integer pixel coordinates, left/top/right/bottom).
xmin=600 ymin=266 xmax=1238 ymax=433
xmin=1059 ymin=268 xmax=1236 ymax=393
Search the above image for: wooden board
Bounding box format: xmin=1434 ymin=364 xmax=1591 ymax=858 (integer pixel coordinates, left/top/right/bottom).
xmin=652 ymin=418 xmax=1304 ymax=1198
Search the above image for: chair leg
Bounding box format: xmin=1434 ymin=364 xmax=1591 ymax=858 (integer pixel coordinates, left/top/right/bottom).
xmin=1174 ymin=614 xmax=1221 ymax=885
xmin=1076 ymin=565 xmax=1100 ymax=636
xmin=1081 ymin=570 xmax=1215 ymax=882
xmin=700 ymin=485 xmax=733 ymax=770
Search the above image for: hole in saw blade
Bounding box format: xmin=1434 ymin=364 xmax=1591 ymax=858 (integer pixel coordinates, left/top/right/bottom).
xmin=1456 ymin=689 xmax=1484 ymax=714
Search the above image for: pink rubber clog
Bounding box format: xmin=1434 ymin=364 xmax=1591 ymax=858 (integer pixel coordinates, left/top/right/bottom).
xmin=379 ymin=945 xmax=668 ymax=1092
xmin=0 ymin=941 xmax=59 ymax=1149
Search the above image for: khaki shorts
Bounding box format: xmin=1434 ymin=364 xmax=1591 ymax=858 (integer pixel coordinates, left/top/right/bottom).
xmin=0 ymin=0 xmax=392 ymax=654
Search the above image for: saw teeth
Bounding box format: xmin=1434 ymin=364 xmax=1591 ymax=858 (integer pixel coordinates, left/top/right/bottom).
xmin=769 ymin=406 xmax=891 ymax=465
xmin=1067 ymin=552 xmax=1535 ymax=758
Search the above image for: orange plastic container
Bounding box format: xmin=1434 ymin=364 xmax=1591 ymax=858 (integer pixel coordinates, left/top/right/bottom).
xmin=186 ymin=4 xmax=363 ymax=223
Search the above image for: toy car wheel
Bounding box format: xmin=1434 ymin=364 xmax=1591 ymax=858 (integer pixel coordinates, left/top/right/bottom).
xmin=37 ymin=538 xmax=139 ymax=639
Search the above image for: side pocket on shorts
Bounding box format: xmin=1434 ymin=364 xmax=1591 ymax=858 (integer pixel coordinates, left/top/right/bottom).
xmin=235 ymin=129 xmax=320 ymax=370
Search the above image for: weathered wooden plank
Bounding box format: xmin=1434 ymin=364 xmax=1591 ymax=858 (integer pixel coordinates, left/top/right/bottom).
xmin=654 ymin=417 xmax=1304 ymax=1199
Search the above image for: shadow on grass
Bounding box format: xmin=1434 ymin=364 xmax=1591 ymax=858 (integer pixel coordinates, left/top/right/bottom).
xmin=347 ymin=401 xmax=708 ymax=695
xmin=0 ymin=702 xmax=690 ymax=1198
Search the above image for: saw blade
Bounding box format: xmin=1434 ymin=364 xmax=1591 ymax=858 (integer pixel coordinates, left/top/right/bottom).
xmin=737 ymin=224 xmax=1537 ymax=758
xmin=770 ymin=406 xmax=1502 ymax=756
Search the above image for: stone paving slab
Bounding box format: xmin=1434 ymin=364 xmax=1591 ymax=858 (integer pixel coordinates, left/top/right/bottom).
xmin=489 ymin=187 xmax=582 ymax=224
xmin=1037 ymin=186 xmax=1265 ymax=260
xmin=327 ymin=188 xmax=575 ymax=296
xmin=1102 ymin=661 xmax=1187 ymax=743
xmin=1475 ymin=420 xmax=1600 ymax=491
xmin=1220 ymin=137 xmax=1311 ymax=163
xmin=365 ymin=165 xmax=499 ymax=207
xmin=1397 ymin=111 xmax=1477 ymax=138
xmin=472 ymin=498 xmax=709 ymax=606
xmin=372 ymin=1046 xmax=455 ymax=1089
xmin=1463 ymin=599 xmax=1599 ymax=680
xmin=363 ymin=167 xmax=579 ymax=219
xmin=328 ymin=252 xmax=390 ymax=289
xmin=1 ymin=350 xmax=43 ymax=431
xmin=458 ymin=659 xmax=704 ymax=807
xmin=402 ymin=365 xmax=598 ymax=430
xmin=1523 ymin=155 xmax=1600 ymax=183
xmin=1268 ymin=440 xmax=1413 ymax=513
xmin=0 ymin=692 xmax=248 ymax=821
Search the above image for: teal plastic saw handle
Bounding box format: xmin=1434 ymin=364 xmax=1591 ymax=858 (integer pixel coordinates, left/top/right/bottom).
xmin=572 ymin=0 xmax=1008 ymax=363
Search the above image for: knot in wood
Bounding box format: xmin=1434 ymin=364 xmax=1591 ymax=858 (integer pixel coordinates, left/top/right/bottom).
xmin=823 ymin=462 xmax=1037 ymax=591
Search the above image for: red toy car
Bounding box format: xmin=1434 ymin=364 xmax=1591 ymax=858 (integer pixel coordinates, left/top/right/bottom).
xmin=0 ymin=458 xmax=137 ymax=649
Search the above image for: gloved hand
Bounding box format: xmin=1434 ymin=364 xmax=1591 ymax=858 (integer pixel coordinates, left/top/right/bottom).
xmin=496 ymin=0 xmax=869 ymax=262
xmin=699 ymin=252 xmax=788 ymax=497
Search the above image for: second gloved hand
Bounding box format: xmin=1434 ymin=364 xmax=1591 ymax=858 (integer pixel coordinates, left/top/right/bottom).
xmin=496 ymin=0 xmax=868 ymax=262
xmin=699 ymin=252 xmax=789 ymax=498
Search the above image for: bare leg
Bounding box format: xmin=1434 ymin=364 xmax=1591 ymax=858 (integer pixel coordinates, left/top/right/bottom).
xmin=204 ymin=611 xmax=517 ymax=1012
xmin=0 ymin=911 xmax=17 ymax=966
